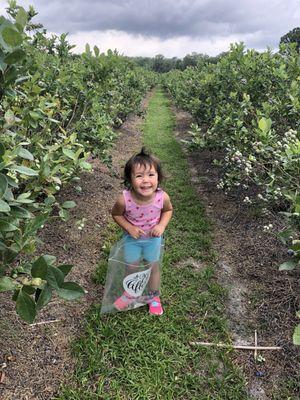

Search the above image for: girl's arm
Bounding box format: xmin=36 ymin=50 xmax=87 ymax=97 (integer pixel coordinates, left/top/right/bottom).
xmin=150 ymin=192 xmax=173 ymax=237
xmin=111 ymin=194 xmax=145 ymax=239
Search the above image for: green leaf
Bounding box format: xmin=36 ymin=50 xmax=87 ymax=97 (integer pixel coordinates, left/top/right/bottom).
xmin=0 ymin=242 xmax=18 ymax=264
xmin=279 ymin=261 xmax=297 ymax=271
xmin=15 ymin=7 xmax=28 ymax=30
xmin=293 ymin=324 xmax=300 ymax=345
xmin=0 ymin=198 xmax=10 ymax=212
xmin=13 ymin=165 xmax=38 ymax=176
xmin=31 ymin=256 xmax=48 ymax=279
xmin=22 ymin=285 xmax=35 ymax=295
xmin=278 ymin=229 xmax=293 ymax=244
xmin=0 ymin=173 xmax=8 ymax=198
xmin=15 ymin=75 xmax=29 ymax=84
xmin=0 ymin=162 xmax=6 ymax=173
xmin=16 ymin=288 xmax=36 ymax=324
xmin=44 ymin=195 xmax=55 ymax=205
xmin=24 ymin=214 xmax=48 ymax=236
xmin=62 ymin=200 xmax=76 ymax=209
xmin=15 ymin=197 xmax=34 ymax=204
xmin=6 ymin=175 xmax=18 ymax=188
xmin=291 ymin=240 xmax=300 ymax=252
xmin=4 ymin=49 xmax=26 ymax=64
xmin=62 ymin=148 xmax=76 ymax=161
xmin=10 ymin=205 xmax=31 ymax=219
xmin=47 ymin=117 xmax=60 ymax=124
xmin=94 ymin=45 xmax=100 ymax=57
xmin=2 ymin=27 xmax=23 ymax=47
xmin=59 ymin=208 xmax=70 ymax=221
xmin=0 ymin=219 xmax=18 ymax=232
xmin=0 ymin=143 xmax=5 ymax=160
xmin=56 ymin=282 xmax=85 ymax=300
xmin=12 ymin=289 xmax=19 ymax=301
xmin=0 ymin=55 xmax=6 ymax=73
xmin=3 ymin=188 xmax=13 ymax=202
xmin=16 ymin=147 xmax=34 ymax=161
xmin=258 ymin=117 xmax=272 ymax=133
xmin=42 ymin=254 xmax=57 ymax=266
xmin=0 ymin=276 xmax=16 ymax=292
xmin=29 ymin=111 xmax=41 ymax=120
xmin=4 ymin=109 xmax=15 ymax=125
xmin=79 ymin=160 xmax=92 ymax=170
xmin=45 ymin=265 xmax=64 ymax=289
xmin=4 ymin=65 xmax=17 ymax=84
xmin=57 ymin=264 xmax=73 ymax=277
xmin=17 ymin=192 xmax=31 ymax=200
xmin=36 ymin=284 xmax=52 ymax=310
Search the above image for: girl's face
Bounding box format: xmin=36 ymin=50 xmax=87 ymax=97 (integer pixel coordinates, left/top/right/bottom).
xmin=131 ymin=163 xmax=158 ymax=198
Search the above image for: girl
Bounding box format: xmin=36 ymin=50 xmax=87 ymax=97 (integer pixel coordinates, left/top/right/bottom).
xmin=111 ymin=147 xmax=173 ymax=315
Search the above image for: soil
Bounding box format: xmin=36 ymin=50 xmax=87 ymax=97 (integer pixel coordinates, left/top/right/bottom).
xmin=0 ymin=92 xmax=299 ymax=400
xmin=0 ymin=92 xmax=151 ymax=400
xmin=173 ymin=107 xmax=300 ymax=399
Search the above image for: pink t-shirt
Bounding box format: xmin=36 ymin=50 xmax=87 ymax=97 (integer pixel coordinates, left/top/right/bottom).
xmin=123 ymin=189 xmax=164 ymax=237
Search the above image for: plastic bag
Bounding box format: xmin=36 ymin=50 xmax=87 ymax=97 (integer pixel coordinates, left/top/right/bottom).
xmin=101 ymin=235 xmax=164 ymax=314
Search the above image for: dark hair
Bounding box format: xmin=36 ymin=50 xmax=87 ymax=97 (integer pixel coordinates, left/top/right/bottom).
xmin=124 ymin=147 xmax=163 ymax=188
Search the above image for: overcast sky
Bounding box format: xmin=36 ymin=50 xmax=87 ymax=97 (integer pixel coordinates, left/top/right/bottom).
xmin=0 ymin=0 xmax=299 ymax=57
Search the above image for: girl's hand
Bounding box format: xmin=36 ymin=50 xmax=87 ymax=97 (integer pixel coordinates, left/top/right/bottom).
xmin=150 ymin=224 xmax=165 ymax=237
xmin=127 ymin=225 xmax=146 ymax=239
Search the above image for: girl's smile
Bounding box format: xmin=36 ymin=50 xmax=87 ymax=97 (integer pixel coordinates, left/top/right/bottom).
xmin=131 ymin=164 xmax=158 ymax=201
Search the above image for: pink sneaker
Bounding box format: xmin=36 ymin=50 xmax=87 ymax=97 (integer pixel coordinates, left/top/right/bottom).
xmin=149 ymin=297 xmax=163 ymax=316
xmin=114 ymin=291 xmax=136 ymax=311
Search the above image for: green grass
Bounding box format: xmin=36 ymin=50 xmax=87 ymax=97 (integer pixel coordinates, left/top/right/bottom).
xmin=56 ymin=89 xmax=248 ymax=400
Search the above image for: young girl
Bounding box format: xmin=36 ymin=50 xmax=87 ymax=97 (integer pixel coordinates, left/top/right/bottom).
xmin=111 ymin=147 xmax=173 ymax=315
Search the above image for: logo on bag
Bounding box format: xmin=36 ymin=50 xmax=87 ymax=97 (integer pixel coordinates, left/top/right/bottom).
xmin=123 ymin=268 xmax=151 ymax=297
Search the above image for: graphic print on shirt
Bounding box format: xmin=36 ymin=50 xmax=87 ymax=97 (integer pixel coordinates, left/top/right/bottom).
xmin=123 ymin=268 xmax=151 ymax=297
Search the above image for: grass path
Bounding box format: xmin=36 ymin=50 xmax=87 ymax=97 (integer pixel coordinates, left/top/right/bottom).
xmin=57 ymin=89 xmax=248 ymax=400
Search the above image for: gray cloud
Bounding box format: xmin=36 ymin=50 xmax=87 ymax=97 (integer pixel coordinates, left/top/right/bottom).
xmin=16 ymin=0 xmax=298 ymax=40
xmin=0 ymin=0 xmax=299 ymax=54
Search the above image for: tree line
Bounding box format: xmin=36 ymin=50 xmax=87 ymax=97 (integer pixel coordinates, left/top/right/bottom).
xmin=131 ymin=27 xmax=300 ymax=73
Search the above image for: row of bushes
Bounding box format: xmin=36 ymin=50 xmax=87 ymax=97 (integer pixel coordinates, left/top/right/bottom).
xmin=0 ymin=4 xmax=155 ymax=322
xmin=163 ymin=43 xmax=300 ymax=344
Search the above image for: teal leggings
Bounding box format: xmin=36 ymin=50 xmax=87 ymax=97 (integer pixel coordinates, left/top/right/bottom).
xmin=123 ymin=234 xmax=162 ymax=263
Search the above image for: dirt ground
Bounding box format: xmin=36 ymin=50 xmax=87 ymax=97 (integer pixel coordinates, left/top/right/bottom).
xmin=0 ymin=94 xmax=299 ymax=400
xmin=173 ymin=107 xmax=300 ymax=399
